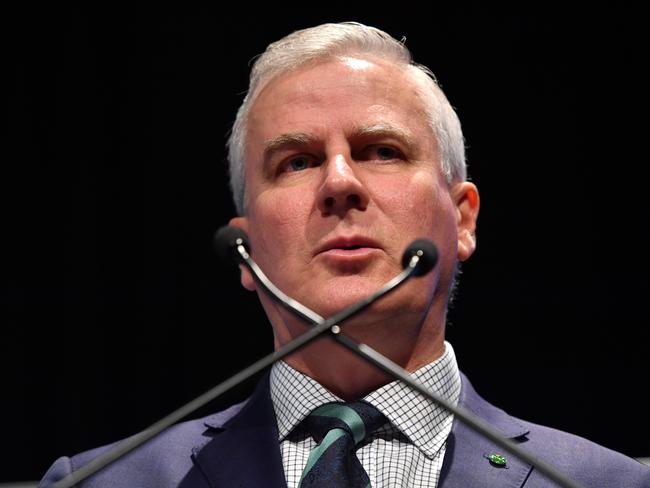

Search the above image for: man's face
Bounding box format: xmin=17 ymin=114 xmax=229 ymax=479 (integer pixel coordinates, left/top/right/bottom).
xmin=232 ymin=57 xmax=477 ymax=335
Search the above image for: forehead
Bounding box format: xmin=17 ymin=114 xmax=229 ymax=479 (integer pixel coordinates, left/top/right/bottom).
xmin=246 ymin=57 xmax=433 ymax=150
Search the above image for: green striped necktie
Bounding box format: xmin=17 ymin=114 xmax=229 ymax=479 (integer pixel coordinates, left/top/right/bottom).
xmin=299 ymin=400 xmax=386 ymax=488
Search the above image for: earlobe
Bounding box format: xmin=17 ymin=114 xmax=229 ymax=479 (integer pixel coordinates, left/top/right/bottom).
xmin=228 ymin=216 xmax=256 ymax=291
xmin=453 ymin=182 xmax=480 ymax=262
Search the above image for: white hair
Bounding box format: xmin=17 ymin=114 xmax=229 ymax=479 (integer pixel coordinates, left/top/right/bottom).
xmin=226 ymin=22 xmax=466 ymax=215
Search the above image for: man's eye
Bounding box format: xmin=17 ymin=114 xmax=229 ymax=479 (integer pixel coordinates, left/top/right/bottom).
xmin=286 ymin=156 xmax=311 ymax=172
xmin=376 ymin=146 xmax=399 ymax=160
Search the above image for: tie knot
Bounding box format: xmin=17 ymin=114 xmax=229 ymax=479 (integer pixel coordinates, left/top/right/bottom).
xmin=304 ymin=400 xmax=386 ymax=446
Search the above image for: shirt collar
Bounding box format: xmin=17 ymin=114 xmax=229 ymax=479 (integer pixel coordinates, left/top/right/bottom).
xmin=270 ymin=341 xmax=461 ymax=459
xmin=270 ymin=357 xmax=340 ymax=441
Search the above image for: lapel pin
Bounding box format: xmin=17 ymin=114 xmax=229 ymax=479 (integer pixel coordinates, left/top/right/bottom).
xmin=485 ymin=453 xmax=508 ymax=468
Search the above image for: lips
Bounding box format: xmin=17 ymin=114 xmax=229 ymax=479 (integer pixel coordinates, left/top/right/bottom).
xmin=316 ymin=235 xmax=382 ymax=255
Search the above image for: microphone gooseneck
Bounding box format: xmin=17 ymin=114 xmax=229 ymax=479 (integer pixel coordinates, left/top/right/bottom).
xmin=51 ymin=226 xmax=584 ymax=488
xmin=218 ymin=226 xmax=584 ymax=488
xmin=51 ymin=227 xmax=426 ymax=488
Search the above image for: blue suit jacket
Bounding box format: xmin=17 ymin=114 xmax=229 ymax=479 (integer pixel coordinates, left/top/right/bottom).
xmin=40 ymin=373 xmax=650 ymax=487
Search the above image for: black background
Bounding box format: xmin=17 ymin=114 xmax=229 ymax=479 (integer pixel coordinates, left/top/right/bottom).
xmin=5 ymin=4 xmax=648 ymax=482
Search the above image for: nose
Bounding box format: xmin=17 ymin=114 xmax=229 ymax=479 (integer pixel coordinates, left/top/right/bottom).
xmin=317 ymin=154 xmax=369 ymax=216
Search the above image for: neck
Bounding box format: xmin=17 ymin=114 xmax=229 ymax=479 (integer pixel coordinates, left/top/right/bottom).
xmin=272 ymin=301 xmax=448 ymax=400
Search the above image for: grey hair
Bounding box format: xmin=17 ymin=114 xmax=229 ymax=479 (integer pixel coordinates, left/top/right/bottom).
xmin=226 ymin=22 xmax=466 ymax=215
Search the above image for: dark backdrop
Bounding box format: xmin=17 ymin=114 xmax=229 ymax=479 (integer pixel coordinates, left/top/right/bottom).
xmin=5 ymin=5 xmax=648 ymax=482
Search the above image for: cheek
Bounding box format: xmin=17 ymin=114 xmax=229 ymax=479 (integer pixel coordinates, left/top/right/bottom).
xmin=256 ymin=188 xmax=309 ymax=225
xmin=378 ymin=171 xmax=458 ymax=260
xmin=376 ymin=171 xmax=443 ymax=224
xmin=398 ymin=173 xmax=459 ymax=289
xmin=246 ymin=187 xmax=312 ymax=261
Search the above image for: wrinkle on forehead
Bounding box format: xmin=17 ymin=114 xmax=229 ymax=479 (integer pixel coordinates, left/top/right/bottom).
xmin=247 ymin=57 xmax=438 ymax=160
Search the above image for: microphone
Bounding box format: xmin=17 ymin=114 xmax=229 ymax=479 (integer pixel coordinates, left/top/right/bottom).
xmin=216 ymin=226 xmax=584 ymax=488
xmin=51 ymin=226 xmax=583 ymax=488
xmin=213 ymin=225 xmax=250 ymax=263
xmin=402 ymin=238 xmax=438 ymax=276
xmin=51 ymin=229 xmax=438 ymax=488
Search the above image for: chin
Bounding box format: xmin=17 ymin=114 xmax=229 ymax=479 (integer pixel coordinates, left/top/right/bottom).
xmin=309 ymin=277 xmax=433 ymax=322
xmin=307 ymin=277 xmax=384 ymax=315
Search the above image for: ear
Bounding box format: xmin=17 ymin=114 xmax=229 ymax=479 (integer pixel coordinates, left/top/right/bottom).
xmin=228 ymin=216 xmax=256 ymax=292
xmin=451 ymin=182 xmax=480 ymax=262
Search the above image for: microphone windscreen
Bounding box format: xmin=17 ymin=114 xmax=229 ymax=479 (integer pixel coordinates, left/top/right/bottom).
xmin=213 ymin=226 xmax=250 ymax=263
xmin=402 ymin=239 xmax=438 ymax=276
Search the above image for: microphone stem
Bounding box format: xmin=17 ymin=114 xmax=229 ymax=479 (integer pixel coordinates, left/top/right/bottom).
xmin=241 ymin=249 xmax=417 ymax=326
xmin=239 ymin=244 xmax=324 ymax=324
xmin=52 ymin=250 xmax=582 ymax=488
xmin=241 ymin=250 xmax=584 ymax=488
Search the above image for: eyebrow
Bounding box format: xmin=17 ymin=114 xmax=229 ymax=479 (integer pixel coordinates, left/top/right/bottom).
xmin=354 ymin=123 xmax=418 ymax=149
xmin=263 ymin=132 xmax=317 ymax=163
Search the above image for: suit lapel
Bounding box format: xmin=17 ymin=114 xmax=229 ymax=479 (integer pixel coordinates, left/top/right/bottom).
xmin=439 ymin=373 xmax=533 ymax=488
xmin=191 ymin=374 xmax=287 ymax=488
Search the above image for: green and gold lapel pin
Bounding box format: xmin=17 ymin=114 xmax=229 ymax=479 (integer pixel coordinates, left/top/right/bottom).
xmin=485 ymin=453 xmax=508 ymax=468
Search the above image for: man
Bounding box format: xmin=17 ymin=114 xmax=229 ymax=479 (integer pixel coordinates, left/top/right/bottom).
xmin=40 ymin=22 xmax=649 ymax=487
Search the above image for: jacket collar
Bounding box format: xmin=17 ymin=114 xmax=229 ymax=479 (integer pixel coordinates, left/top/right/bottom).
xmin=439 ymin=372 xmax=532 ymax=487
xmin=191 ymin=372 xmax=287 ymax=488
